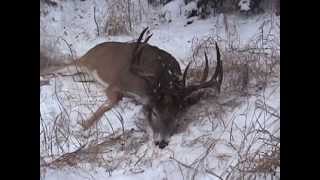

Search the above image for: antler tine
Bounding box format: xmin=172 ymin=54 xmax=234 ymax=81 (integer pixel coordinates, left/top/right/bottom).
xmin=130 ymin=27 xmax=157 ymax=80
xmin=144 ymin=34 xmax=153 ymax=43
xmin=182 ymin=61 xmax=192 ymax=87
xmin=137 ymin=27 xmax=149 ymax=44
xmin=135 ymin=33 xmax=153 ymax=60
xmin=200 ymin=51 xmax=209 ymax=82
xmin=183 ymin=42 xmax=223 ymax=96
xmin=131 ymin=27 xmax=149 ymax=66
xmin=215 ymin=42 xmax=223 ymax=92
xmin=132 ymin=27 xmax=149 ymax=58
xmin=210 ymin=42 xmax=221 ymax=81
xmin=134 ymin=33 xmax=152 ymax=66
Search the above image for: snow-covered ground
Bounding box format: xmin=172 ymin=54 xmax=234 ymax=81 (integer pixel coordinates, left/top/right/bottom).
xmin=40 ymin=0 xmax=280 ymax=179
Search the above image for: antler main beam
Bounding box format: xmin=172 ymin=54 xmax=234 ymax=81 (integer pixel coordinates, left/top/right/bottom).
xmin=183 ymin=42 xmax=223 ymax=95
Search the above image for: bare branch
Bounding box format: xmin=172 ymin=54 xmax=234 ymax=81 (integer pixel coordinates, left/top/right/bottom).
xmin=93 ymin=6 xmax=100 ymax=36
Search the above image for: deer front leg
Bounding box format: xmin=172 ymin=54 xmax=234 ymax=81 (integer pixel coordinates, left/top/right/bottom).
xmin=81 ymin=87 xmax=122 ymax=130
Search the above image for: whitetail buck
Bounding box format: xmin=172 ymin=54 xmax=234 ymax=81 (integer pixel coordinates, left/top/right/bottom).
xmin=72 ymin=27 xmax=223 ymax=149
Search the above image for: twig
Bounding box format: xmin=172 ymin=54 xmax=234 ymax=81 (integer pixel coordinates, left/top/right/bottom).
xmin=93 ymin=6 xmax=100 ymax=36
xmin=205 ymin=169 xmax=223 ymax=180
xmin=170 ymin=156 xmax=194 ymax=169
xmin=134 ymin=148 xmax=148 ymax=167
xmin=59 ymin=37 xmax=74 ymax=59
xmin=114 ymin=109 xmax=125 ymax=135
xmin=176 ymin=160 xmax=185 ymax=180
xmin=54 ymin=77 xmax=71 ymax=123
xmin=171 ymin=156 xmax=223 ymax=180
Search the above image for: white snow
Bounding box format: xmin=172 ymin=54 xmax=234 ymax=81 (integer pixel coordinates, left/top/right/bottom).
xmin=41 ymin=0 xmax=280 ymax=179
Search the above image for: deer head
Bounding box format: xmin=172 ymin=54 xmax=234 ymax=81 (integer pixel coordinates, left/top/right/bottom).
xmin=130 ymin=27 xmax=223 ymax=148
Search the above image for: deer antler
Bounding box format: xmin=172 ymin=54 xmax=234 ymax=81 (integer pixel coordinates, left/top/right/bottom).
xmin=131 ymin=27 xmax=151 ymax=66
xmin=200 ymin=51 xmax=209 ymax=82
xmin=182 ymin=42 xmax=223 ymax=96
xmin=130 ymin=27 xmax=153 ymax=75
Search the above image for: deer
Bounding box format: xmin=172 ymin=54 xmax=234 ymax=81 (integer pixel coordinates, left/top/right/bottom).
xmin=68 ymin=27 xmax=223 ymax=149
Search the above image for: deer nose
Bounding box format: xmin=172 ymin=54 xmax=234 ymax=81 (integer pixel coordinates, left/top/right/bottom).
xmin=158 ymin=140 xmax=169 ymax=149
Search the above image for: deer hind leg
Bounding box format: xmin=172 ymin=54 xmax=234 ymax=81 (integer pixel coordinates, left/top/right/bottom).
xmin=81 ymin=86 xmax=123 ymax=130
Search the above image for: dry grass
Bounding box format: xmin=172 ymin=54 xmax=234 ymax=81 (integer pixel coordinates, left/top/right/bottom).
xmin=223 ymin=99 xmax=280 ymax=180
xmin=104 ymin=0 xmax=130 ymax=35
xmin=188 ymin=13 xmax=279 ymax=96
xmin=40 ymin=12 xmax=279 ymax=179
xmin=40 ymin=39 xmax=70 ymax=76
xmin=103 ymin=0 xmax=152 ymax=36
xmin=171 ymin=13 xmax=280 ymax=179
